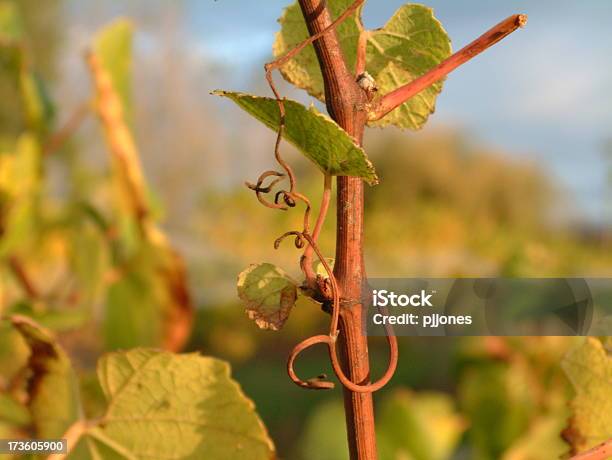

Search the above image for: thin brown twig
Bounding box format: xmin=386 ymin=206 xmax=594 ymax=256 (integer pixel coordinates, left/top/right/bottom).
xmin=370 ymin=14 xmax=527 ymax=121
xmin=355 ymin=30 xmax=367 ymax=76
xmin=569 ymin=439 xmax=612 ymax=460
xmin=8 ymin=256 xmax=39 ymax=300
xmin=301 ymin=174 xmax=332 ymax=286
xmin=42 ymin=100 xmax=91 ymax=156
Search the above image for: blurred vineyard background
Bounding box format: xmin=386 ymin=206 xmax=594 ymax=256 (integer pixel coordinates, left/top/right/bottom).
xmin=0 ymin=1 xmax=611 ymax=459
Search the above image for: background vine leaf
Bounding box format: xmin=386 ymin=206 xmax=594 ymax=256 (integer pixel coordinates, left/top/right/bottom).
xmin=2 ymin=318 xmax=275 ymax=460
xmin=377 ymin=390 xmax=465 ymax=460
xmin=0 ymin=134 xmax=41 ymax=258
xmin=237 ymin=263 xmax=298 ymax=331
xmin=10 ymin=315 xmax=82 ymax=439
xmin=298 ymin=390 xmax=465 ymax=460
xmin=273 ymin=1 xmax=451 ymax=130
xmin=78 ymin=348 xmax=275 ymax=459
xmin=89 ymin=19 xmax=193 ymax=352
xmin=0 ymin=2 xmax=23 ymax=42
xmin=561 ymin=337 xmax=612 ymax=454
xmin=459 ymin=361 xmax=535 ymax=459
xmin=92 ymin=18 xmax=133 ymax=119
xmin=214 ymin=91 xmax=378 ymax=184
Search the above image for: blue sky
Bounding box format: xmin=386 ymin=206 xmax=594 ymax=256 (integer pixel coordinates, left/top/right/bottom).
xmin=181 ymin=0 xmax=612 ymax=224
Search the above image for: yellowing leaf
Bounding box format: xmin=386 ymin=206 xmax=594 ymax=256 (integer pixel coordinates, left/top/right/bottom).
xmin=214 ymin=91 xmax=378 ymax=184
xmin=0 ymin=318 xmax=30 ymax=387
xmin=273 ymin=0 xmax=363 ymax=102
xmin=2 ymin=323 xmax=275 ymax=459
xmin=0 ymin=134 xmax=41 ymax=257
xmin=0 ymin=392 xmax=30 ymax=428
xmin=313 ymin=258 xmax=334 ymax=279
xmin=19 ymin=70 xmax=55 ymax=133
xmin=87 ymin=49 xmax=148 ymax=226
xmin=237 ymin=263 xmax=298 ymax=331
xmin=82 ymin=348 xmax=275 ymax=459
xmin=0 ymin=1 xmax=23 ymax=43
xmin=105 ymin=239 xmax=194 ymax=352
xmin=364 ymin=4 xmax=451 ymax=129
xmin=503 ymin=413 xmax=568 ymax=460
xmin=0 ymin=3 xmax=54 ymax=133
xmin=10 ymin=315 xmax=81 ymax=439
xmin=273 ymin=2 xmax=451 ymax=130
xmin=377 ymin=390 xmax=465 ymax=460
xmin=561 ymin=337 xmax=612 ymax=454
xmin=298 ymin=399 xmax=348 ymax=460
xmin=92 ymin=18 xmax=133 ymax=117
xmin=89 ymin=20 xmax=194 ymax=352
xmin=459 ymin=362 xmax=535 ymax=459
xmin=299 ymin=390 xmax=465 ymax=460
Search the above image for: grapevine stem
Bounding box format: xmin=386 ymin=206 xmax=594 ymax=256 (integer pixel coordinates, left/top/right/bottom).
xmin=370 ymin=14 xmax=527 ymax=121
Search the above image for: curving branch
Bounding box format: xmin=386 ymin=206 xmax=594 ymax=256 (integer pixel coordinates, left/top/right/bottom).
xmin=369 ymin=14 xmax=527 ymax=122
xmin=42 ymin=100 xmax=91 ymax=156
xmin=569 ymin=439 xmax=612 ymax=460
xmin=8 ymin=256 xmax=40 ymax=300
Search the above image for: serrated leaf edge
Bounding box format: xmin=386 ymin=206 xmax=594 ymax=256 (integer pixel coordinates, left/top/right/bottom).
xmin=212 ymin=90 xmax=378 ymax=185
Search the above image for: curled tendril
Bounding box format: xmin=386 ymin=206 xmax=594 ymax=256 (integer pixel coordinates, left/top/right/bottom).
xmin=277 ymin=231 xmax=399 ymax=393
xmin=246 ymin=171 xmax=288 ymax=210
xmin=247 ymin=0 xmax=396 ymax=396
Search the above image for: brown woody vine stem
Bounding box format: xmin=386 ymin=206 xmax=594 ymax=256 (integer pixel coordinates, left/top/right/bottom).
xmin=292 ymin=1 xmax=380 ymax=458
xmin=569 ymin=439 xmax=612 ymax=460
xmin=370 ymin=14 xmax=527 ymax=121
xmin=261 ymin=2 xmax=526 ymax=458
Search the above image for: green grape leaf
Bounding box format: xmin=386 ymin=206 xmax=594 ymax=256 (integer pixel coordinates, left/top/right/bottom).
xmin=0 ymin=318 xmax=30 ymax=384
xmin=90 ymin=19 xmax=147 ymax=227
xmin=0 ymin=134 xmax=41 ymax=257
xmin=8 ymin=301 xmax=90 ymax=332
xmin=237 ymin=263 xmax=298 ymax=331
xmin=105 ymin=261 xmax=163 ymax=350
xmin=0 ymin=393 xmax=30 ymax=457
xmin=19 ymin=70 xmax=55 ymax=133
xmin=10 ymin=315 xmax=81 ymax=439
xmin=0 ymin=1 xmax=23 ymax=43
xmin=273 ymin=0 xmax=363 ymax=102
xmin=298 ymin=399 xmax=348 ymax=460
xmin=68 ymin=219 xmax=111 ymax=309
xmin=104 ymin=238 xmax=193 ymax=352
xmin=503 ymin=413 xmax=568 ymax=460
xmin=91 ymin=20 xmax=194 ymax=352
xmin=377 ymin=390 xmax=465 ymax=460
xmin=0 ymin=2 xmax=23 ymax=82
xmin=313 ymin=258 xmax=334 ymax=279
xmin=72 ymin=348 xmax=275 ymax=460
xmin=0 ymin=392 xmax=30 ymax=428
xmin=298 ymin=390 xmax=465 ymax=460
xmin=0 ymin=2 xmax=54 ymax=133
xmin=459 ymin=362 xmax=535 ymax=459
xmin=2 ymin=322 xmax=274 ymax=459
xmin=273 ymin=2 xmax=451 ymax=130
xmin=213 ymin=91 xmax=378 ymax=184
xmin=92 ymin=18 xmax=133 ymax=116
xmin=561 ymin=338 xmax=612 ymax=454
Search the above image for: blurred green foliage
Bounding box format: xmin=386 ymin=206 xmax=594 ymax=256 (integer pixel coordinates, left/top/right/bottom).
xmin=0 ymin=2 xmax=610 ymax=460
